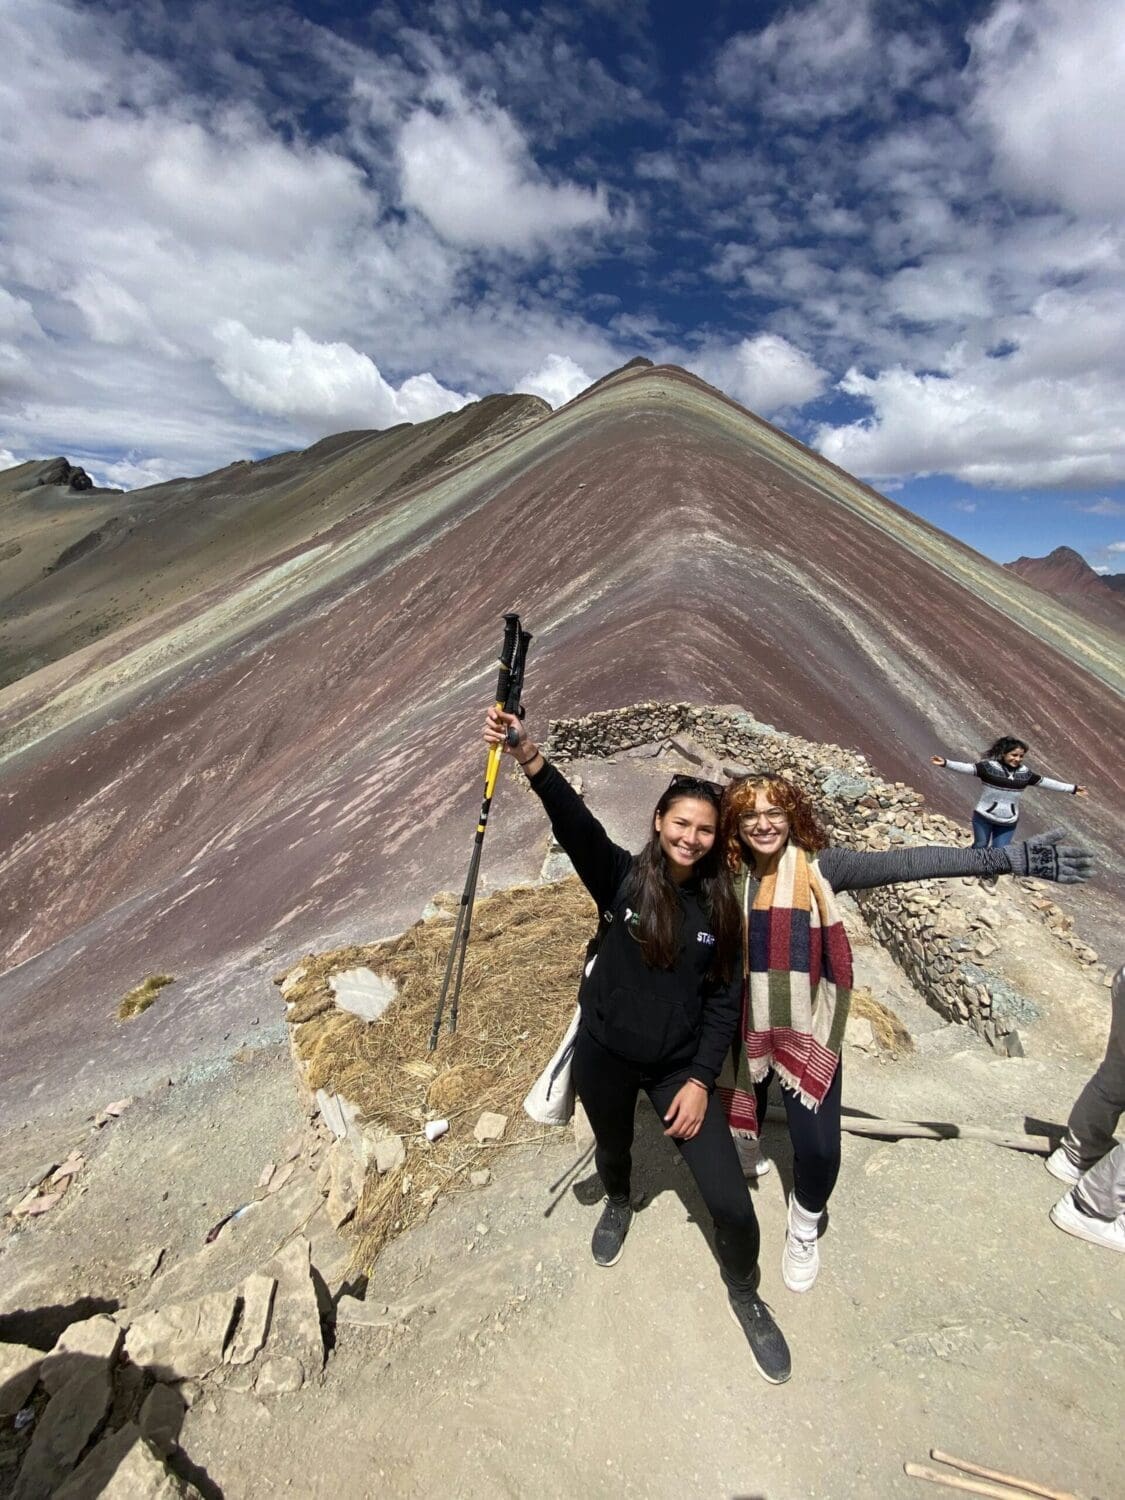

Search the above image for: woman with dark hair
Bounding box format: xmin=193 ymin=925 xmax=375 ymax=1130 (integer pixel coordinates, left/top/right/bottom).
xmin=718 ymin=772 xmax=1093 ymax=1297
xmin=484 ymin=707 xmax=792 ymax=1384
xmin=931 ymin=736 xmax=1088 ymax=848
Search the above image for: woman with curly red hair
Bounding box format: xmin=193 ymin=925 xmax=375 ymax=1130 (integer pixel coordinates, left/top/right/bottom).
xmin=718 ymin=772 xmax=1093 ymax=1296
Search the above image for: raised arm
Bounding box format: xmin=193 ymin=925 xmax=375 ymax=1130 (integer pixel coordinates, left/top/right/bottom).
xmin=931 ymin=755 xmax=978 ymax=776
xmin=484 ymin=708 xmax=632 ymax=911
xmin=1035 ymin=774 xmax=1088 ymax=797
xmin=818 ymin=829 xmax=1093 ymax=893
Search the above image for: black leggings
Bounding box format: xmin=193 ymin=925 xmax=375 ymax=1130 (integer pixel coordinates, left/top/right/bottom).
xmin=572 ymin=1027 xmax=760 ymax=1288
xmin=754 ymin=1062 xmax=843 ymax=1215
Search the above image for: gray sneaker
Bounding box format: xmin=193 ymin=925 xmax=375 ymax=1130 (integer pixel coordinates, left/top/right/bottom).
xmin=592 ymin=1197 xmax=633 ymax=1267
xmin=728 ymin=1294 xmax=792 ymax=1383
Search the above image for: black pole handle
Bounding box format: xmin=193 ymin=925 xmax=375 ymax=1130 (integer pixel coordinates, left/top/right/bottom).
xmin=504 ymin=627 xmax=532 ymax=715
xmin=494 ymin=613 xmax=521 ymax=707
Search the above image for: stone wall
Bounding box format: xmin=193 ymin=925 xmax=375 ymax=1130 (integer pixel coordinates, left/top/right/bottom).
xmin=544 ymin=703 xmax=1102 ymax=1050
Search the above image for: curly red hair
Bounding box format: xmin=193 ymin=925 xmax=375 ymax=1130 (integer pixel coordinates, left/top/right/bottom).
xmin=720 ymin=775 xmax=828 ymax=874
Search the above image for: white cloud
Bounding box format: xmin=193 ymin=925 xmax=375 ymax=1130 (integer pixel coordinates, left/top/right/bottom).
xmin=1072 ymin=497 xmax=1125 ymax=516
xmin=513 ymin=354 xmax=593 ymax=407
xmin=0 ymin=448 xmax=19 ymax=470
xmin=715 ymin=0 xmax=942 ymax=123
xmin=969 ymin=0 xmax=1125 ymax=215
xmin=1108 ymin=541 xmax=1125 ymax=554
xmin=952 ymin=500 xmax=978 ymax=513
xmin=0 ymin=286 xmax=42 ymax=340
xmin=814 ymin=273 xmax=1125 ymax=488
xmin=398 ymin=93 xmax=612 ymax=252
xmin=212 ymin=323 xmax=476 ymax=431
xmin=693 ymin=334 xmax=828 ymax=417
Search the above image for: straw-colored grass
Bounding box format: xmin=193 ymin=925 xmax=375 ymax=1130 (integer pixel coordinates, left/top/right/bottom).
xmin=851 ymin=985 xmax=913 ymax=1054
xmin=117 ymin=973 xmax=175 ymax=1020
xmin=283 ymin=878 xmax=597 ymax=1270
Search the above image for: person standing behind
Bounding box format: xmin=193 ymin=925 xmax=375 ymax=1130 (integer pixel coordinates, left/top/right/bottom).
xmin=1046 ymin=965 xmax=1124 ymax=1253
xmin=931 ymin=737 xmax=1088 ymax=848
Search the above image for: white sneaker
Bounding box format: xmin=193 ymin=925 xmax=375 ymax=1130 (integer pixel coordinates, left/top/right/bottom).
xmin=781 ymin=1200 xmax=820 ymax=1292
xmin=734 ymin=1135 xmax=773 ymax=1179
xmin=1045 ymin=1147 xmax=1082 ymax=1186
xmin=1049 ymin=1191 xmax=1125 ymax=1253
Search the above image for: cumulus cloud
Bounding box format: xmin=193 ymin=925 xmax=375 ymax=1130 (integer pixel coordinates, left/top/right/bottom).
xmin=714 ymin=0 xmax=943 ymax=122
xmin=212 ymin=323 xmax=476 ymax=431
xmin=693 ymin=334 xmax=828 ymax=417
xmin=969 ymin=0 xmax=1125 ymax=216
xmin=0 ymin=448 xmax=19 ymax=470
xmin=816 ymin=349 xmax=1125 ymax=490
xmin=513 ymin=354 xmax=593 ymax=407
xmin=398 ymin=93 xmax=612 ymax=252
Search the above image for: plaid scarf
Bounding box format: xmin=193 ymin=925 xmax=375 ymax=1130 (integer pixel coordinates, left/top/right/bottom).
xmin=718 ymin=843 xmax=853 ymax=1135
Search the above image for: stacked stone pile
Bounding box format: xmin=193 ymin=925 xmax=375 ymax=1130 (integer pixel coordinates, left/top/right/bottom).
xmin=544 ymin=703 xmax=1105 ymax=1049
xmin=1 ymin=1225 xmax=330 ymax=1495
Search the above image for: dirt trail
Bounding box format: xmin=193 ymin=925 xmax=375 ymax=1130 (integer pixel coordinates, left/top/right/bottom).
xmin=2 ymin=928 xmax=1120 ymax=1499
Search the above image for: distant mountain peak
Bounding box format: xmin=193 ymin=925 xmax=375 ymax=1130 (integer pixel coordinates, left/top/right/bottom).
xmin=1005 ymin=544 xmax=1125 ymax=628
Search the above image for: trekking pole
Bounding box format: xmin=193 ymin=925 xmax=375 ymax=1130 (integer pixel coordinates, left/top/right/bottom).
xmin=428 ymin=615 xmax=532 ymax=1051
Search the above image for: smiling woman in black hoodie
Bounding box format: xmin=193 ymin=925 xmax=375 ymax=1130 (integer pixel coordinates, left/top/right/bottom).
xmin=484 ymin=706 xmax=792 ymax=1384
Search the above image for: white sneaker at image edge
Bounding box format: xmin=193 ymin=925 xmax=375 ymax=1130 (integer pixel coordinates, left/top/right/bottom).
xmin=1049 ymin=1192 xmax=1125 ymax=1253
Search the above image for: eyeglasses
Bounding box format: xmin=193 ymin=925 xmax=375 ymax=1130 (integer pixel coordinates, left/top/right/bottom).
xmin=739 ymin=808 xmax=790 ymax=827
xmin=667 ymin=773 xmax=724 ymax=800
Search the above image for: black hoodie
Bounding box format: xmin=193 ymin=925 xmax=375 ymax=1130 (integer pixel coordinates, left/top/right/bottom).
xmin=528 ymin=760 xmax=741 ymax=1087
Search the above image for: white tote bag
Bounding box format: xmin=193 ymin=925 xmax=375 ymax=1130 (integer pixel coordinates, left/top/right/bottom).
xmin=522 ymin=1004 xmax=580 ymax=1126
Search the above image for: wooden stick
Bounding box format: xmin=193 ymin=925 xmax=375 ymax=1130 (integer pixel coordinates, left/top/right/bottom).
xmin=764 ymin=1106 xmax=1052 ymax=1155
xmin=905 ymin=1462 xmax=1047 ymax=1499
xmin=930 ymin=1449 xmax=1080 ymax=1500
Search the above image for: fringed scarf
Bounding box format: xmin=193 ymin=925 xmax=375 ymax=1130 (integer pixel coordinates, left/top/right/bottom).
xmin=718 ymin=843 xmax=853 ymax=1136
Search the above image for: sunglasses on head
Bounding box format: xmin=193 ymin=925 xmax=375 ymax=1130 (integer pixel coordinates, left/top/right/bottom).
xmin=667 ymin=772 xmax=725 ymax=800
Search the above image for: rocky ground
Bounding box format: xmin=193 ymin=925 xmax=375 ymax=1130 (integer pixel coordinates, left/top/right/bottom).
xmin=1 ymin=902 xmax=1121 ymax=1499
xmin=1 ymin=730 xmax=1120 ymax=1499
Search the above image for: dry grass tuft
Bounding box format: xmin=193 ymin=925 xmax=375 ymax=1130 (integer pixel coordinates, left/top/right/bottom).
xmin=283 ymin=878 xmax=597 ymax=1269
xmin=851 ymin=985 xmax=913 ymax=1054
xmin=118 ymin=973 xmax=175 ymax=1020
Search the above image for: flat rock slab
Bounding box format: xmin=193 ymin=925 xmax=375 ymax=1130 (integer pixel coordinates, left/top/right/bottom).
xmin=473 ymin=1111 xmax=507 ymax=1143
xmin=327 ymin=967 xmax=397 ymax=1023
xmin=127 ymin=1171 xmax=320 ymax=1316
xmin=60 ymin=1427 xmax=202 ymax=1498
xmin=325 ymin=1140 xmax=365 ymax=1228
xmin=42 ymin=1313 xmax=123 ymax=1394
xmin=138 ymin=1383 xmax=187 ymax=1458
xmin=226 ymin=1274 xmax=275 ymax=1367
xmin=256 ymin=1236 xmax=323 ymax=1390
xmin=373 ymin=1135 xmax=405 ymax=1175
xmin=12 ymin=1363 xmax=112 ymax=1500
xmin=124 ymin=1291 xmax=240 ymax=1381
xmin=0 ymin=1342 xmax=42 ymax=1416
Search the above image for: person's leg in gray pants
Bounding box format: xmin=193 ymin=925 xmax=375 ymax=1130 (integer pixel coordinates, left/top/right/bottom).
xmin=1049 ymin=967 xmax=1125 ymax=1251
xmin=1062 ymin=965 xmax=1125 ymax=1170
xmin=1075 ymin=1140 xmax=1125 ymax=1221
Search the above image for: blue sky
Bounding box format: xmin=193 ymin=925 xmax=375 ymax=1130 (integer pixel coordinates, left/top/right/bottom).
xmin=1 ymin=0 xmax=1123 ymax=571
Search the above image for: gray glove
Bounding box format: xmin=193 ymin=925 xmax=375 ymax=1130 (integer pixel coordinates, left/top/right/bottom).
xmin=1013 ymin=828 xmax=1094 ymax=884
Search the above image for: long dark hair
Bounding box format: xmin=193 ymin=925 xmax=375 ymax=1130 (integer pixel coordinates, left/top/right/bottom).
xmin=624 ymin=785 xmax=740 ymax=983
xmin=986 ymin=736 xmax=1029 ymax=761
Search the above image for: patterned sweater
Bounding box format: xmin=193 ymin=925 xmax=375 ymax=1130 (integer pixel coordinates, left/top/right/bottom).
xmin=942 ymin=759 xmax=1077 ymax=826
